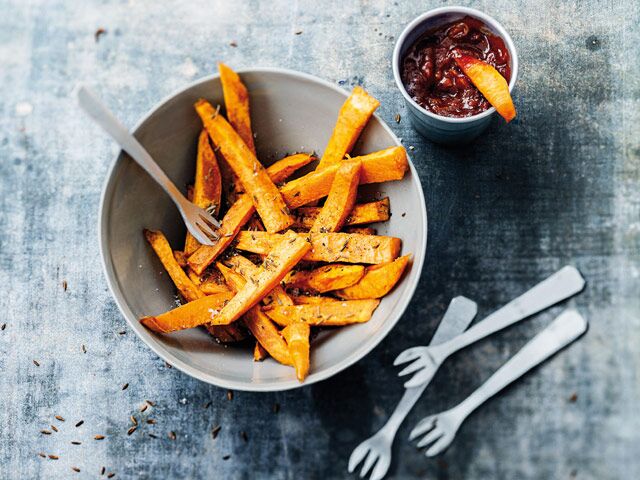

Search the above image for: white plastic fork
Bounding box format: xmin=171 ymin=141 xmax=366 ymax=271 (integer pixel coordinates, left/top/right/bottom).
xmin=348 ymin=296 xmax=478 ymax=480
xmin=395 ymin=266 xmax=585 ymax=388
xmin=409 ymin=309 xmax=588 ymax=457
xmin=77 ymin=85 xmax=220 ymax=245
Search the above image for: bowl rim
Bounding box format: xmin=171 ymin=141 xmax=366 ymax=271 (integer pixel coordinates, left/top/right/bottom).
xmin=392 ymin=5 xmax=519 ymax=124
xmin=98 ymin=67 xmax=428 ymax=391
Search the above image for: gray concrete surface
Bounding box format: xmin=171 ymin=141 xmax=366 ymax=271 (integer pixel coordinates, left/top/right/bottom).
xmin=1 ymin=0 xmax=639 ymax=478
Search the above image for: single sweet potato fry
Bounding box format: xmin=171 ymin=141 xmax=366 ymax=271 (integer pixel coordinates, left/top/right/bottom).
xmin=235 ymin=231 xmax=401 ymax=264
xmin=291 ymin=295 xmax=340 ymax=305
xmin=187 ymin=153 xmax=315 ymax=275
xmin=335 ymin=255 xmax=411 ymax=299
xmin=217 ymin=262 xmax=292 ymax=365
xmin=280 ymin=147 xmax=407 ymax=208
xmin=285 ymin=264 xmax=365 ymax=293
xmin=293 ymin=197 xmax=390 ymax=230
xmin=144 ymin=229 xmax=203 ymax=302
xmin=343 ymin=227 xmax=376 ymax=235
xmin=254 ymin=341 xmax=269 ymax=361
xmin=210 ymin=231 xmax=311 ymax=325
xmin=310 ymin=161 xmax=361 ymax=233
xmin=185 ymin=130 xmax=223 ymax=255
xmin=218 ymin=62 xmax=256 ymax=154
xmin=282 ymin=323 xmax=310 ymax=381
xmin=195 ymin=99 xmax=293 ymax=232
xmin=140 ymin=292 xmax=235 ymax=333
xmin=455 ymin=56 xmax=516 ymax=122
xmin=317 ymin=86 xmax=380 ymax=169
xmin=264 ymin=299 xmax=380 ymax=326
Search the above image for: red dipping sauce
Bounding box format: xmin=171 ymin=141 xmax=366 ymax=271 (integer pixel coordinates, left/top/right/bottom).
xmin=401 ymin=16 xmax=511 ymax=118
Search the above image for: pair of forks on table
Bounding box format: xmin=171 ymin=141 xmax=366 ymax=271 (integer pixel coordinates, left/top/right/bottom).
xmin=349 ymin=266 xmax=588 ymax=480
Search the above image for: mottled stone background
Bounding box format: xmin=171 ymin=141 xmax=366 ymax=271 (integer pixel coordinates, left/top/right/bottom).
xmin=1 ymin=0 xmax=638 ymax=478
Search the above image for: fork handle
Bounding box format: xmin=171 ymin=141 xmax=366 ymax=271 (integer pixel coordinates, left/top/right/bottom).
xmin=456 ymin=310 xmax=587 ymax=419
xmin=76 ymin=85 xmax=186 ymax=206
xmin=435 ymin=266 xmax=585 ymax=361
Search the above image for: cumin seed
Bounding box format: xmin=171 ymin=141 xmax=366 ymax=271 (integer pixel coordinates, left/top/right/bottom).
xmin=121 ymin=383 xmax=128 ymax=391
xmin=148 ymin=433 xmax=158 ymax=439
xmin=71 ymin=441 xmax=81 ymax=445
xmin=38 ymin=452 xmax=46 ymax=458
xmin=33 ymin=360 xmax=40 ymax=367
xmin=130 ymin=416 xmax=137 ymax=426
xmin=40 ymin=430 xmax=51 ymax=435
xmin=127 ymin=426 xmax=137 ymax=436
xmin=107 ymin=474 xmax=115 ymax=479
xmin=101 ymin=466 xmax=106 ymax=475
xmin=168 ymin=431 xmax=176 ymax=440
xmin=48 ymin=454 xmax=59 ymax=460
xmin=140 ymin=404 xmax=148 ymax=413
xmin=62 ymin=280 xmax=68 ymax=291
xmin=1 ymin=323 xmax=6 ymax=330
xmin=395 ymin=113 xmax=401 ymax=123
xmin=94 ymin=435 xmax=105 ymax=440
xmin=212 ymin=425 xmax=221 ymax=439
xmin=146 ymin=419 xmax=156 ymax=424
xmin=146 ymin=400 xmax=156 ymax=406
xmin=227 ymin=390 xmax=233 ymax=401
xmin=82 ymin=344 xmax=87 ymax=353
xmin=55 ymin=415 xmax=65 ymax=422
xmin=72 ymin=467 xmax=80 ymax=472
xmin=51 ymin=425 xmax=58 ymax=432
xmin=75 ymin=420 xmax=84 ymax=427
xmin=222 ymin=454 xmax=231 ymax=460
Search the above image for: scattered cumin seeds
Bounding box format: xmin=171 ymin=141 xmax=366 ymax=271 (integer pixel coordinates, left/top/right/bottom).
xmin=51 ymin=425 xmax=58 ymax=432
xmin=295 ymin=30 xmax=303 ymax=35
xmin=94 ymin=435 xmax=105 ymax=440
xmin=72 ymin=467 xmax=80 ymax=473
xmin=140 ymin=404 xmax=148 ymax=413
xmin=130 ymin=416 xmax=137 ymax=426
xmin=55 ymin=415 xmax=65 ymax=422
xmin=211 ymin=425 xmax=221 ymax=439
xmin=33 ymin=360 xmax=40 ymax=367
xmin=48 ymin=454 xmax=59 ymax=460
xmin=168 ymin=431 xmax=176 ymax=440
xmin=146 ymin=419 xmax=156 ymax=425
xmin=101 ymin=466 xmax=106 ymax=475
xmin=62 ymin=280 xmax=68 ymax=291
xmin=226 ymin=390 xmax=233 ymax=401
xmin=75 ymin=420 xmax=84 ymax=427
xmin=127 ymin=426 xmax=137 ymax=436
xmin=107 ymin=474 xmax=115 ymax=479
xmin=71 ymin=441 xmax=81 ymax=445
xmin=118 ymin=331 xmax=126 ymax=335
xmin=121 ymin=383 xmax=129 ymax=391
xmin=40 ymin=430 xmax=52 ymax=435
xmin=395 ymin=113 xmax=401 ymax=123
xmin=222 ymin=454 xmax=231 ymax=460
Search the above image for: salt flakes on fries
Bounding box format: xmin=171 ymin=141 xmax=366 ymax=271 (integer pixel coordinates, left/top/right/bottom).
xmin=140 ymin=64 xmax=412 ymax=382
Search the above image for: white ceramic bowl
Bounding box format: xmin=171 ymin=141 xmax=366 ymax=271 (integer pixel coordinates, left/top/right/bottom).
xmin=393 ymin=6 xmax=519 ymax=144
xmin=99 ymin=68 xmax=427 ymax=391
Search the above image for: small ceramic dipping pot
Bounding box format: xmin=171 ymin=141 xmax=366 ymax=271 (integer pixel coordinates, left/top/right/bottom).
xmin=392 ymin=6 xmax=518 ymax=145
